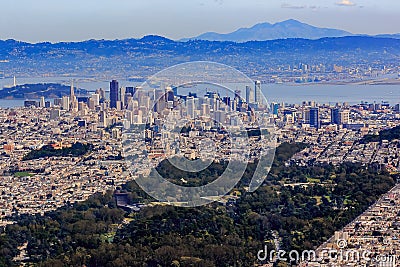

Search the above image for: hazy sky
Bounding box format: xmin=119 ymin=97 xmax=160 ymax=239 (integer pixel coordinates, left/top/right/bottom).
xmin=1 ymin=0 xmax=399 ymax=43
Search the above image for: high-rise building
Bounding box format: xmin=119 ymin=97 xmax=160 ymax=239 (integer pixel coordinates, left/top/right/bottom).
xmin=120 ymin=87 xmax=126 ymax=108
xmin=154 ymin=89 xmax=166 ymax=112
xmin=99 ymin=110 xmax=107 ymax=127
xmin=70 ymin=80 xmax=78 ymax=111
xmin=166 ymin=86 xmax=174 ymax=102
xmin=186 ymin=96 xmax=196 ymax=118
xmin=91 ymin=93 xmax=100 ymax=106
xmin=61 ymin=96 xmax=70 ymax=110
xmin=309 ymin=108 xmax=319 ymax=129
xmin=271 ymin=103 xmax=279 ymax=115
xmin=39 ymin=96 xmax=45 ymax=108
xmin=339 ymin=110 xmax=350 ymax=125
xmin=70 ymin=80 xmax=75 ymax=100
xmin=110 ymin=80 xmax=119 ymax=109
xmin=255 ymin=80 xmax=262 ymax=104
xmin=246 ymin=85 xmax=254 ymax=104
xmin=331 ymin=108 xmax=340 ymax=124
xmin=331 ymin=108 xmax=350 ymax=125
xmin=88 ymin=98 xmax=95 ymax=110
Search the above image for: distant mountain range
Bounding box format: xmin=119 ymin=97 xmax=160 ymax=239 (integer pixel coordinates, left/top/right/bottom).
xmin=181 ymin=19 xmax=400 ymax=42
xmin=1 ymin=35 xmax=400 ymax=79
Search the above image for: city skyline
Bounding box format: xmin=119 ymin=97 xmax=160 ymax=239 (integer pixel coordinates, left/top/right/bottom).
xmin=1 ymin=0 xmax=399 ymax=42
xmin=1 ymin=2 xmax=400 ymax=265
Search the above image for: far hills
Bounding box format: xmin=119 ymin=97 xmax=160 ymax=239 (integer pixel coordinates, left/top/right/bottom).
xmin=0 ymin=35 xmax=400 ymax=79
xmin=0 ymin=83 xmax=88 ymax=99
xmin=181 ymin=19 xmax=352 ymax=42
xmin=181 ymin=19 xmax=400 ymax=42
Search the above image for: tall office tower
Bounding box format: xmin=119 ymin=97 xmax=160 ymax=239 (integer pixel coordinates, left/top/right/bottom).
xmin=61 ymin=96 xmax=70 ymax=110
xmin=331 ymin=108 xmax=341 ymax=124
xmin=205 ymin=91 xmax=219 ymax=111
xmin=331 ymin=108 xmax=350 ymax=125
xmin=154 ymin=89 xmax=166 ymax=112
xmin=165 ymin=86 xmax=174 ymax=102
xmin=120 ymin=87 xmax=126 ymax=108
xmin=91 ymin=93 xmax=100 ymax=106
xmin=309 ymin=108 xmax=319 ymax=129
xmin=186 ymin=96 xmax=196 ymax=118
xmin=88 ymin=98 xmax=95 ymax=110
xmin=39 ymin=96 xmax=45 ymax=108
xmin=110 ymin=80 xmax=119 ymax=109
xmin=304 ymin=109 xmax=310 ymax=124
xmin=124 ymin=87 xmax=134 ymax=106
xmin=271 ymin=102 xmax=279 ymax=115
xmin=254 ymin=80 xmax=262 ymax=104
xmin=70 ymin=80 xmax=75 ymax=100
xmin=246 ymin=85 xmax=254 ymax=104
xmin=70 ymin=80 xmax=78 ymax=112
xmin=99 ymin=111 xmax=107 ymax=127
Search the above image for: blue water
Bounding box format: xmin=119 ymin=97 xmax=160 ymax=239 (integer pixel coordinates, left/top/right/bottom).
xmin=1 ymin=77 xmax=400 ymax=108
xmin=263 ymin=84 xmax=400 ymax=105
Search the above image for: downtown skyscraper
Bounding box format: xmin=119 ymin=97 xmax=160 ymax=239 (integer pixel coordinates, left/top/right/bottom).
xmin=254 ymin=80 xmax=262 ymax=105
xmin=110 ymin=80 xmax=119 ymax=109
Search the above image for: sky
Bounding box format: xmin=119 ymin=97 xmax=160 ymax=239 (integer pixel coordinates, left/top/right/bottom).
xmin=0 ymin=0 xmax=399 ymax=43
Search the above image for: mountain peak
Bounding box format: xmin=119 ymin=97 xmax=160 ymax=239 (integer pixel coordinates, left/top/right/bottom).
xmin=182 ymin=19 xmax=352 ymax=42
xmin=279 ymin=19 xmax=303 ymax=24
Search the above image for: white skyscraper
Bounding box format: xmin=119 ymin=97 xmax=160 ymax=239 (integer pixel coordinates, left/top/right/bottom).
xmin=62 ymin=96 xmax=70 ymax=110
xmin=187 ymin=96 xmax=196 ymax=118
xmin=70 ymin=80 xmax=78 ymax=111
xmin=255 ymin=80 xmax=262 ymax=105
xmin=39 ymin=96 xmax=45 ymax=108
xmin=91 ymin=93 xmax=100 ymax=106
xmin=99 ymin=111 xmax=107 ymax=127
xmin=120 ymin=87 xmax=126 ymax=108
xmin=246 ymin=85 xmax=254 ymax=104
